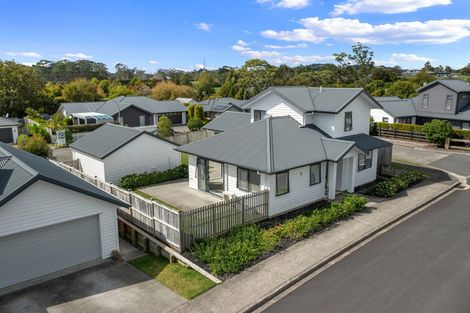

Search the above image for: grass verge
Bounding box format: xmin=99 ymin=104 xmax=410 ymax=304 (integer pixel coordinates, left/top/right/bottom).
xmin=129 ymin=254 xmax=216 ymax=299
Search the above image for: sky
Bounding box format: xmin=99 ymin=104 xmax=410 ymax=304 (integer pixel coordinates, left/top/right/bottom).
xmin=0 ymin=0 xmax=469 ymax=72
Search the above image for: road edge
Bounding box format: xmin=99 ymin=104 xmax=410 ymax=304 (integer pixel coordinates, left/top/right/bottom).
xmin=243 ymin=180 xmax=461 ymax=313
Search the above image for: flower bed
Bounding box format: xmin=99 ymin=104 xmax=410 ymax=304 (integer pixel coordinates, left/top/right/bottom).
xmin=191 ymin=194 xmax=368 ymax=276
xmin=365 ymin=171 xmax=423 ymax=198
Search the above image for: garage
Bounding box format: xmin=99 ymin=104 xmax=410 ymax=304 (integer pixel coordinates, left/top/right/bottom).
xmin=0 ymin=128 xmax=13 ymax=143
xmin=0 ymin=216 xmax=101 ymax=289
xmin=160 ymin=112 xmax=183 ymax=125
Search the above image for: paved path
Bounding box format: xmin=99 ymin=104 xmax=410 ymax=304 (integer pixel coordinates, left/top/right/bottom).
xmin=262 ymin=186 xmax=470 ymax=313
xmin=172 ymin=172 xmax=455 ymax=313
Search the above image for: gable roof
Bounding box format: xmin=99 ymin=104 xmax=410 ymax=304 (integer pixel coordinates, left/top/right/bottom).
xmin=59 ymin=96 xmax=187 ymax=117
xmin=418 ymin=80 xmax=470 ymax=94
xmin=374 ymin=97 xmax=417 ymax=117
xmin=70 ymin=123 xmax=177 ymax=159
xmin=0 ymin=117 xmax=21 ymax=127
xmin=242 ymin=86 xmax=381 ymax=114
xmin=176 ymin=116 xmax=355 ymax=174
xmin=203 ymin=111 xmax=251 ymax=132
xmin=199 ymin=97 xmax=246 ymax=113
xmin=0 ymin=142 xmax=128 ymax=207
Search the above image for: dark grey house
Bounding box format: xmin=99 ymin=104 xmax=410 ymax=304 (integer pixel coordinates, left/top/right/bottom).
xmin=58 ymin=96 xmax=188 ymax=127
xmin=374 ymin=80 xmax=470 ymax=129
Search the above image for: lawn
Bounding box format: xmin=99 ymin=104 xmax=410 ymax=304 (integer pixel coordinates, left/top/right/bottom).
xmin=129 ymin=254 xmax=216 ymax=299
xmin=181 ymin=153 xmax=189 ymax=166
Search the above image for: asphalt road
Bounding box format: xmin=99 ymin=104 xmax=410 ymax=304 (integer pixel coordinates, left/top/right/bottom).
xmin=263 ymin=187 xmax=470 ymax=313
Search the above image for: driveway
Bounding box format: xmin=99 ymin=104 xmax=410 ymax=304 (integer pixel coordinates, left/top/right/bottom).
xmin=0 ymin=247 xmax=186 ymax=313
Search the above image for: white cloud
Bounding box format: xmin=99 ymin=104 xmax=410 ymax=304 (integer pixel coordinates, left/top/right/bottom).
xmin=62 ymin=52 xmax=93 ymax=60
xmin=21 ymin=62 xmax=36 ymax=66
xmin=5 ymin=51 xmax=41 ymax=58
xmin=149 ymin=60 xmax=160 ymax=65
xmin=376 ymin=53 xmax=435 ymax=66
xmin=237 ymin=40 xmax=249 ymax=46
xmin=194 ymin=64 xmax=205 ymax=69
xmin=331 ymin=0 xmax=451 ymax=16
xmin=257 ymin=0 xmax=310 ymax=9
xmin=271 ymin=54 xmax=334 ymax=65
xmin=196 ymin=22 xmax=211 ymax=31
xmin=264 ymin=43 xmax=308 ymax=49
xmin=261 ymin=17 xmax=470 ymax=45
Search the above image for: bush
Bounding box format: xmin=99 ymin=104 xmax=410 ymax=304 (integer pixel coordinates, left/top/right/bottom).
xmin=422 ymin=119 xmax=453 ymax=146
xmin=120 ymin=165 xmax=188 ymax=189
xmin=157 ymin=115 xmax=173 ymax=137
xmin=18 ymin=134 xmax=51 ymax=157
xmin=67 ymin=123 xmax=106 ymax=133
xmin=193 ymin=194 xmax=368 ymax=275
xmin=17 ymin=134 xmax=29 ymax=146
xmin=187 ymin=117 xmax=204 ymax=131
xmin=452 ymin=129 xmax=470 ymax=139
xmin=28 ymin=123 xmax=51 ymax=143
xmin=366 ymin=170 xmax=423 ymax=198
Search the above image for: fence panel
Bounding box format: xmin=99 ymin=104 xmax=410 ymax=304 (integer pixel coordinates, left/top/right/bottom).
xmin=377 ymin=127 xmax=428 ymax=142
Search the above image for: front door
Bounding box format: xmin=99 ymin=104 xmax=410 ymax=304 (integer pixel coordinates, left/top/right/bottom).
xmin=197 ymin=157 xmax=208 ymax=191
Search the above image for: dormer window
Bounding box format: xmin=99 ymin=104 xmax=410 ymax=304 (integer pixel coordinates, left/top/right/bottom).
xmin=445 ymin=95 xmax=453 ymax=111
xmin=422 ymin=94 xmax=429 ymax=109
xmin=344 ymin=111 xmax=353 ymax=131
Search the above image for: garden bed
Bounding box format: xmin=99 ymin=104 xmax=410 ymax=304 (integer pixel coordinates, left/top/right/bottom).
xmin=183 ymin=194 xmax=368 ymax=280
xmin=363 ymin=170 xmax=424 ymax=198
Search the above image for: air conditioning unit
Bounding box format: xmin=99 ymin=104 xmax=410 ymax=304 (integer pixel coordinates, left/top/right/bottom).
xmin=223 ymin=191 xmax=237 ymax=201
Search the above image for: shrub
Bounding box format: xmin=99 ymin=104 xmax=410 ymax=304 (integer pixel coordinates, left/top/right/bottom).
xmin=187 ymin=117 xmax=204 ymax=131
xmin=157 ymin=115 xmax=173 ymax=137
xmin=422 ymin=119 xmax=453 ymax=146
xmin=376 ymin=122 xmax=423 ymax=132
xmin=67 ymin=123 xmax=105 ymax=133
xmin=18 ymin=134 xmax=51 ymax=157
xmin=17 ymin=134 xmax=29 ymax=146
xmin=366 ymin=170 xmax=423 ymax=198
xmin=120 ymin=165 xmax=188 ymax=189
xmin=452 ymin=129 xmax=470 ymax=140
xmin=28 ymin=123 xmax=51 ymax=143
xmin=193 ymin=194 xmax=368 ymax=275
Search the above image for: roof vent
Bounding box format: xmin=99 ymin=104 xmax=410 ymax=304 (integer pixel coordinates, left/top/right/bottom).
xmin=319 ymin=86 xmax=323 ymax=93
xmin=0 ymin=156 xmax=11 ymax=169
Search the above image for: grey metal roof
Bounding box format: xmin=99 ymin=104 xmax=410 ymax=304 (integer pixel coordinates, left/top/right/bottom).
xmin=340 ymin=133 xmax=391 ymax=151
xmin=374 ymin=97 xmax=417 ymax=117
xmin=418 ymin=80 xmax=470 ymax=93
xmin=242 ymin=86 xmax=380 ymax=114
xmin=176 ymin=116 xmax=355 ymax=174
xmin=0 ymin=117 xmax=21 ymax=127
xmin=0 ymin=142 xmax=128 ymax=207
xmin=70 ymin=124 xmax=145 ymax=159
xmin=199 ymin=97 xmax=246 ymax=113
xmin=203 ymin=111 xmax=251 ymax=132
xmin=60 ymin=96 xmax=187 ymax=117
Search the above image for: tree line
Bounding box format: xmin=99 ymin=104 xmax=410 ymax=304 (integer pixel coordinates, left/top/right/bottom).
xmin=1 ymin=43 xmax=469 ymax=117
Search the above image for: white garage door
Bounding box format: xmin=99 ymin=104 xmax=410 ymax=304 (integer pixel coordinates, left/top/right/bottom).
xmin=0 ymin=215 xmax=101 ymax=289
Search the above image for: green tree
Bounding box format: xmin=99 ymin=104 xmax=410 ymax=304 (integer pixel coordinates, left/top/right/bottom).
xmin=151 ymin=81 xmax=197 ymax=100
xmin=157 ymin=115 xmax=173 ymax=137
xmin=195 ymin=71 xmax=216 ymax=99
xmin=387 ymin=80 xmax=418 ymax=99
xmin=0 ymin=61 xmax=42 ymax=116
xmin=108 ymin=82 xmax=134 ymax=98
xmin=187 ymin=117 xmax=204 ymax=131
xmin=62 ymin=78 xmax=101 ymax=102
xmin=422 ymin=120 xmax=453 ymax=146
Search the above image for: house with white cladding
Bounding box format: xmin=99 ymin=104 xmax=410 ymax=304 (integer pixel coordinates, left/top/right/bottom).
xmin=0 ymin=142 xmax=127 ymax=291
xmin=70 ymin=123 xmax=181 ymax=184
xmin=175 ymin=86 xmax=391 ymax=217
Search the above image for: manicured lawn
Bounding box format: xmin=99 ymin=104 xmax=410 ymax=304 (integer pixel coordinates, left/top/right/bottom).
xmin=181 ymin=153 xmax=189 ymax=166
xmin=129 ymin=254 xmax=216 ymax=299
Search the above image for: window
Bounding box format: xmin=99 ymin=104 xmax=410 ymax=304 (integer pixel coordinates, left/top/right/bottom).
xmin=344 ymin=111 xmax=353 ymax=131
xmin=445 ymin=95 xmax=453 ymax=111
xmin=237 ymin=168 xmax=260 ymax=192
xmin=139 ymin=115 xmax=146 ymax=126
xmin=310 ymin=163 xmax=321 ymax=186
xmin=422 ymin=94 xmax=429 ymax=109
xmin=254 ymin=110 xmax=266 ymax=121
xmin=382 ymin=117 xmax=389 ymax=123
xmin=276 ymin=171 xmax=289 ymax=196
xmin=358 ymin=151 xmax=373 ymax=171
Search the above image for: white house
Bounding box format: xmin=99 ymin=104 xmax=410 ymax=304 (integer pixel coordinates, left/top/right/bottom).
xmin=176 ymin=86 xmax=391 ymax=217
xmin=0 ymin=117 xmax=20 ymax=144
xmin=372 ymin=97 xmax=417 ymax=124
xmin=0 ymin=142 xmax=127 ymax=291
xmin=70 ymin=123 xmax=181 ymax=184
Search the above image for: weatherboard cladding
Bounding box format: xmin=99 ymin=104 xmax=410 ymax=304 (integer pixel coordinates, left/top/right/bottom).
xmin=203 ymin=111 xmax=251 ymax=132
xmin=176 ymin=116 xmax=355 ymax=174
xmin=0 ymin=142 xmax=127 ymax=207
xmin=418 ymin=80 xmax=470 ymax=94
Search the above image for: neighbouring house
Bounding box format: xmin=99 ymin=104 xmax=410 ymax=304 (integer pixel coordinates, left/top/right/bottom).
xmin=58 ymin=96 xmax=188 ymax=127
xmin=71 ymin=112 xmax=115 ymax=125
xmin=0 ymin=142 xmax=127 ymax=291
xmin=202 ymin=111 xmax=251 ymax=135
xmin=70 ymin=123 xmax=181 ymax=184
xmin=0 ymin=117 xmax=20 ymax=144
xmin=199 ymin=97 xmax=246 ymax=120
xmin=374 ymin=80 xmax=470 ymax=129
xmin=176 ymin=86 xmax=391 ymax=217
xmin=176 ymin=97 xmax=198 ymax=105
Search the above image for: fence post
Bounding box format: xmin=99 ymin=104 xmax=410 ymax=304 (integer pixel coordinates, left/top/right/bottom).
xmin=212 ymin=206 xmax=216 ymax=236
xmin=128 ymin=190 xmax=133 ymax=206
xmin=445 ymin=138 xmax=451 ymax=150
xmin=241 ymin=197 xmax=245 ymax=225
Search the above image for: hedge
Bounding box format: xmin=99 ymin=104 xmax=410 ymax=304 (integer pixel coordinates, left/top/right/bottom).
xmin=365 ymin=170 xmax=423 ymax=198
xmin=120 ymin=165 xmax=188 ymax=189
xmin=376 ymin=122 xmax=424 ymax=132
xmin=453 ymin=128 xmax=470 ymax=139
xmin=193 ymin=194 xmax=368 ymax=276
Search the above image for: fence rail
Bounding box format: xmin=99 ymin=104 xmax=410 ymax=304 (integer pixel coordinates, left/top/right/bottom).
xmin=377 ymin=127 xmax=428 ymax=142
xmin=179 ymin=190 xmax=269 ymax=250
xmin=166 ymin=129 xmax=210 ymax=145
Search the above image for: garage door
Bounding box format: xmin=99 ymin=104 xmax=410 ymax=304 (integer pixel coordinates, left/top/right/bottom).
xmin=0 ymin=128 xmax=13 ymax=143
xmin=161 ymin=112 xmax=182 ymax=124
xmin=0 ymin=215 xmax=101 ymax=289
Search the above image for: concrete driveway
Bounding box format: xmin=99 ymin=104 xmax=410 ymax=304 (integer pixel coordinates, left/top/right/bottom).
xmin=0 ymin=258 xmax=185 ymax=313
